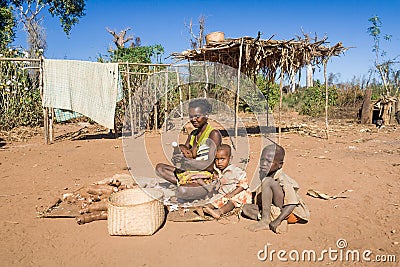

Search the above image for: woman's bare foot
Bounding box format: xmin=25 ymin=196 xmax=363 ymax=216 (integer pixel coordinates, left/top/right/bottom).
xmin=246 ymin=220 xmax=270 ymax=232
xmin=203 ymin=206 xmax=221 ymax=219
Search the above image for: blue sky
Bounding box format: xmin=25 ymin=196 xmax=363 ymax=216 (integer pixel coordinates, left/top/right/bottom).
xmin=13 ymin=0 xmax=400 ymax=83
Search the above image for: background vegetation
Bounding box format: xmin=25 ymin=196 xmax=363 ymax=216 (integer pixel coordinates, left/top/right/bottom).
xmin=0 ymin=5 xmax=398 ymax=131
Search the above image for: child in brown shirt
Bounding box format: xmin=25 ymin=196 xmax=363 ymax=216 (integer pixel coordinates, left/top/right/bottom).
xmin=242 ymin=144 xmax=310 ymax=233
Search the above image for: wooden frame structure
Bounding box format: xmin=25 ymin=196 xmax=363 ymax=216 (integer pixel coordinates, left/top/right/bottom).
xmin=0 ymin=57 xmax=50 ymax=141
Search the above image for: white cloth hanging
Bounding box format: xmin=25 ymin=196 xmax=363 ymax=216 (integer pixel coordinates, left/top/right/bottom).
xmin=42 ymin=59 xmax=119 ymax=129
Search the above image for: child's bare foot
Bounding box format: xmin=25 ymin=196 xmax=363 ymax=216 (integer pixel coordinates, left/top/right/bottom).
xmin=203 ymin=206 xmax=221 ymax=219
xmin=246 ymin=220 xmax=270 ymax=232
xmin=274 ymin=220 xmax=288 ymax=234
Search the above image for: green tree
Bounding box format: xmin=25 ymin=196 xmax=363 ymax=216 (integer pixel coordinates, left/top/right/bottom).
xmin=8 ymin=0 xmax=85 ymax=34
xmin=256 ymin=74 xmax=280 ymax=111
xmin=300 ymin=82 xmax=338 ymax=116
xmin=367 ymin=15 xmax=398 ymax=96
xmin=107 ymin=45 xmax=164 ymax=64
xmin=0 ymin=2 xmax=15 ymax=49
xmin=4 ymin=0 xmax=86 ymax=56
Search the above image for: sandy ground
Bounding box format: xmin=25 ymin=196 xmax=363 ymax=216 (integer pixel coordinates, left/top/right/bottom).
xmin=0 ymin=113 xmax=399 ymax=266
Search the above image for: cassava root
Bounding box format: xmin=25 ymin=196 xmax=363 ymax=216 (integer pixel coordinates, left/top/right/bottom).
xmin=76 ymin=211 xmax=107 ymax=225
xmin=86 ymin=184 xmax=118 ymax=196
xmin=80 ymin=201 xmax=108 ymax=214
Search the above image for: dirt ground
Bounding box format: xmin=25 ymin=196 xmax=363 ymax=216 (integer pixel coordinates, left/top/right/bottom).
xmin=0 ymin=112 xmax=399 ymax=266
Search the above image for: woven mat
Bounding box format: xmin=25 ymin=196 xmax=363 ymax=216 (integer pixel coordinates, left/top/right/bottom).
xmin=167 ymin=207 xmax=240 ymax=223
xmin=167 ymin=207 xmax=213 ymax=222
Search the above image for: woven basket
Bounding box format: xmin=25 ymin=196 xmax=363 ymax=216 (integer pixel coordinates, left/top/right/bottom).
xmin=205 ymin=31 xmax=225 ymax=44
xmin=107 ymin=188 xmax=165 ymax=236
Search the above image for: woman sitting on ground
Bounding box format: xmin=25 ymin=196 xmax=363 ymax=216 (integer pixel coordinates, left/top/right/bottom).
xmin=155 ymin=98 xmax=222 ymax=200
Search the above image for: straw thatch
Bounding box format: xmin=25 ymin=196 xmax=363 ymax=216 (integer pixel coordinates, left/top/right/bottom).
xmin=171 ymin=33 xmax=348 ymax=80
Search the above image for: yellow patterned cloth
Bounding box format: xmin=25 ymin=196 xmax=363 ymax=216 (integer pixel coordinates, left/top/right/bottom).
xmin=174 ymin=124 xmax=215 ymax=186
xmin=175 ymin=170 xmax=213 ymax=186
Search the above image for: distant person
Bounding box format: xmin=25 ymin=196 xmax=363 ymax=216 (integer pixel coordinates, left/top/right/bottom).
xmin=156 ymin=98 xmax=222 ymax=200
xmin=203 ymin=144 xmax=252 ymax=219
xmin=242 ymin=144 xmax=310 ymax=233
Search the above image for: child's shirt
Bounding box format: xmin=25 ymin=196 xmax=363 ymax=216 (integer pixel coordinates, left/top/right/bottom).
xmin=215 ymin=164 xmax=249 ymax=193
xmin=210 ymin=164 xmax=252 ymax=208
xmin=256 ymin=169 xmax=310 ymax=222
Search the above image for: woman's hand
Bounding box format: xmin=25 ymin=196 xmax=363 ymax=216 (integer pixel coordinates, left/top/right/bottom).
xmin=171 ymin=153 xmax=184 ymax=165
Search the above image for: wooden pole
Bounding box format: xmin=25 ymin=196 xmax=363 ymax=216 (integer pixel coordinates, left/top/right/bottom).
xmin=0 ymin=57 xmax=40 ymax=62
xmin=49 ymin=107 xmax=54 ymax=143
xmin=44 ymin=108 xmax=49 ymax=144
xmin=278 ymin=67 xmax=284 ymax=145
xmin=154 ymin=69 xmax=158 ymax=133
xmin=188 ymin=61 xmax=191 ymax=101
xmin=266 ymin=81 xmax=269 ymax=127
xmin=143 ymin=74 xmax=149 ymax=131
xmin=235 ymin=38 xmax=244 ymax=149
xmin=176 ymin=68 xmax=183 ymax=125
xmin=164 ymin=69 xmax=168 ymax=132
xmin=204 ymin=61 xmax=208 ymax=98
xmin=324 ymin=60 xmax=329 ymax=139
xmin=132 ymin=79 xmax=138 ymax=136
xmin=38 ymin=56 xmax=49 ymax=144
xmin=117 ymin=62 xmax=171 ymax=67
xmin=127 ymin=63 xmax=134 ymax=136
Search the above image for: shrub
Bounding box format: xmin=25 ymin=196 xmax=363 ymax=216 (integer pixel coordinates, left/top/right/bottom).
xmin=282 ymin=82 xmax=338 ymax=116
xmin=0 ymin=48 xmax=42 ymax=130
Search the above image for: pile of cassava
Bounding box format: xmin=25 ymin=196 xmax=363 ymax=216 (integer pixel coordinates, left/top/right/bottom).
xmin=48 ymin=177 xmax=136 ymax=225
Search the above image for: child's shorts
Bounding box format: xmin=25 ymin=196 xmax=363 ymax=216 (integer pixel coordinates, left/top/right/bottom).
xmin=266 ymin=205 xmax=304 ymax=224
xmin=286 ymin=213 xmax=301 ymax=224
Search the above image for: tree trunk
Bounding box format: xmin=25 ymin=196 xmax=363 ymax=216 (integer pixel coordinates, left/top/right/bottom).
xmin=360 ymin=88 xmax=372 ymax=124
xmin=306 ymin=64 xmax=313 ymax=88
xmin=290 ymin=69 xmax=296 ymax=93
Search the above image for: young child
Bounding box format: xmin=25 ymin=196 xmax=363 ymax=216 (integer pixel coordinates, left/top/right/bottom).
xmin=203 ymin=144 xmax=252 ymax=219
xmin=178 ymin=144 xmax=195 ymax=159
xmin=174 ymin=144 xmax=214 ymax=192
xmin=242 ymin=143 xmax=310 ymax=233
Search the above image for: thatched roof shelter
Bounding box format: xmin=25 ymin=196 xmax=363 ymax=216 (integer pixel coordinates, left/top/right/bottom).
xmin=171 ymin=33 xmax=348 ymax=81
xmin=171 ymin=33 xmax=349 ymax=142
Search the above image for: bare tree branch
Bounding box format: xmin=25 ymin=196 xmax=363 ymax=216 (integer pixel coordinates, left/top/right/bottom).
xmin=106 ymin=27 xmax=134 ymax=48
xmin=185 ymin=15 xmax=206 ymax=49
